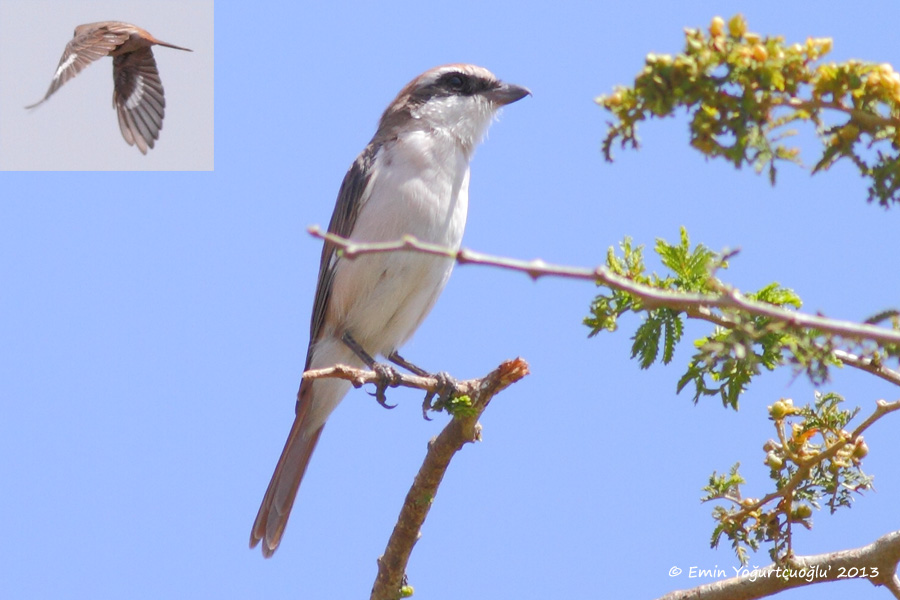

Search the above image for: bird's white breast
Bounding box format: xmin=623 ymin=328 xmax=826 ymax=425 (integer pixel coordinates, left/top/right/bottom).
xmin=327 ymin=129 xmax=469 ymax=357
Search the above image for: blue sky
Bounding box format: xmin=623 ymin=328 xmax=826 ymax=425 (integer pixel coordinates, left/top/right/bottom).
xmin=2 ymin=1 xmax=899 ymax=599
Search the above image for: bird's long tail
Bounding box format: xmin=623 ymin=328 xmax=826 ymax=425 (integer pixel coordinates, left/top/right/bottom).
xmin=250 ymin=379 xmax=323 ymax=558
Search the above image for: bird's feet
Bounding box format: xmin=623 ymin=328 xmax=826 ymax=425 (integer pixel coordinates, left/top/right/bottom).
xmin=341 ymin=332 xmax=402 ymax=410
xmin=386 ymin=351 xmax=461 ymax=420
xmin=342 ymin=340 xmax=461 ymax=415
xmin=368 ymin=362 xmax=401 ymax=409
xmin=421 ymin=371 xmax=461 ymax=420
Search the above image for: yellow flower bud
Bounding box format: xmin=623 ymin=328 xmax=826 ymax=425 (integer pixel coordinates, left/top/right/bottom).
xmin=853 ymin=439 xmax=869 ymax=459
xmin=867 ymin=72 xmax=882 ymax=89
xmin=728 ymin=14 xmax=747 ymax=38
xmin=605 ymin=91 xmax=624 ymax=107
xmin=752 ymin=44 xmax=768 ymax=62
xmin=768 ymin=399 xmax=793 ymax=419
xmin=889 ymin=72 xmax=900 ymax=92
xmin=765 ymin=452 xmax=784 ymax=469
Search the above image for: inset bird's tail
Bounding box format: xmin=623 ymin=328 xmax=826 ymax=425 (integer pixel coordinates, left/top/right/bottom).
xmin=152 ymin=39 xmax=193 ymax=52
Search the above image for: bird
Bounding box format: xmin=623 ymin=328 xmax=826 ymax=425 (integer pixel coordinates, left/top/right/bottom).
xmin=26 ymin=22 xmax=192 ymax=154
xmin=249 ymin=64 xmax=530 ymax=557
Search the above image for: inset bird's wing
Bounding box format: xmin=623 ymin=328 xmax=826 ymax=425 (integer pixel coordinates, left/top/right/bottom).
xmin=112 ymin=47 xmax=165 ymax=155
xmin=26 ymin=27 xmax=129 ymax=108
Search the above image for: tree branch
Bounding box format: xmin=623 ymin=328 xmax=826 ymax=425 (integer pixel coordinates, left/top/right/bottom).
xmin=832 ymin=349 xmax=900 ymax=387
xmin=302 ymin=364 xmax=451 ymax=395
xmin=713 ymin=399 xmax=900 ymax=532
xmin=776 ymin=96 xmax=900 ymax=130
xmin=305 ymin=360 xmax=531 ymax=599
xmin=307 ymin=227 xmax=900 ymax=349
xmin=304 ymin=359 xmax=530 ymax=600
xmin=657 ymin=529 xmax=900 ymax=600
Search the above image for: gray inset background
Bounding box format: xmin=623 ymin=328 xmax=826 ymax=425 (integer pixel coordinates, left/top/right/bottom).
xmin=0 ymin=0 xmax=213 ymax=170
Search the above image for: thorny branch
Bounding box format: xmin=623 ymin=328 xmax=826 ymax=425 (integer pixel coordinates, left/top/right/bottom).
xmin=833 ymin=349 xmax=900 ymax=387
xmin=304 ymin=359 xmax=529 ymax=600
xmin=308 ymin=226 xmax=900 ymax=353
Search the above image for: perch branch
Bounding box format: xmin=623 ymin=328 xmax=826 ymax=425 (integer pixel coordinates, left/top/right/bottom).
xmin=304 ymin=359 xmax=530 ymax=599
xmin=342 ymin=357 xmax=529 ymax=600
xmin=308 ymin=227 xmax=900 ymax=349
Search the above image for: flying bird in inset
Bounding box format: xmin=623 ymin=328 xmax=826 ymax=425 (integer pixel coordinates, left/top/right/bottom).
xmin=26 ymin=22 xmax=192 ymax=154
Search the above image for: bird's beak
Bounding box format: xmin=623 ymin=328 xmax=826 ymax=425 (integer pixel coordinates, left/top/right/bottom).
xmin=487 ymin=82 xmax=531 ymax=106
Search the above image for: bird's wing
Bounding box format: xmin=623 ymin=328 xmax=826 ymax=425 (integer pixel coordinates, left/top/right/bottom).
xmin=112 ymin=47 xmax=165 ymax=155
xmin=305 ymin=142 xmax=381 ymax=366
xmin=26 ymin=27 xmax=129 ymax=108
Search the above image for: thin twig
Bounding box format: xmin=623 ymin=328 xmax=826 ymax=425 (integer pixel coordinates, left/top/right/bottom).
xmin=303 ymin=364 xmax=466 ymax=395
xmin=308 ymin=227 xmax=900 ymax=348
xmin=777 ymin=96 xmax=900 ymax=130
xmin=832 ymin=349 xmax=900 ymax=387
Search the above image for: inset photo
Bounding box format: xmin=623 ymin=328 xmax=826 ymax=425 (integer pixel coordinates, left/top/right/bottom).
xmin=0 ymin=0 xmax=213 ymax=170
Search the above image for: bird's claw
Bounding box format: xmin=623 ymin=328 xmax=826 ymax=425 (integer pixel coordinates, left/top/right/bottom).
xmin=421 ymin=371 xmax=460 ymax=419
xmin=369 ymin=362 xmax=401 ymax=409
xmin=421 ymin=392 xmax=435 ymax=421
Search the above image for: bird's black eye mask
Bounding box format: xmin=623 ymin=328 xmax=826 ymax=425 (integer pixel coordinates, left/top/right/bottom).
xmin=412 ymin=72 xmax=496 ymax=103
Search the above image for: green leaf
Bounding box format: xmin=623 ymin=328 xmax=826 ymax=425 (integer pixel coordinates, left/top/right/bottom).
xmin=663 ymin=310 xmax=684 ymax=364
xmin=632 ymin=317 xmax=663 ymax=369
xmin=656 ymin=227 xmax=717 ymax=291
xmin=749 ymin=282 xmax=802 ymax=308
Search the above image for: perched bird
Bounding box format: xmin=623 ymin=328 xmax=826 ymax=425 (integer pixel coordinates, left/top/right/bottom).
xmin=250 ymin=64 xmax=529 ymax=557
xmin=26 ymin=22 xmax=192 ymax=154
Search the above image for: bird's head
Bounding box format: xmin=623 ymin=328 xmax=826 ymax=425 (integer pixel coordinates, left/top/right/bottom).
xmin=377 ymin=64 xmax=530 ymax=156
